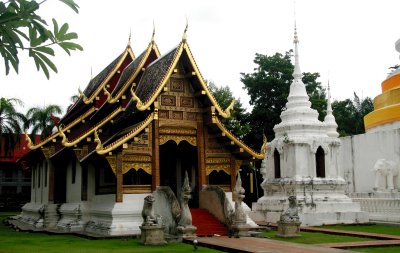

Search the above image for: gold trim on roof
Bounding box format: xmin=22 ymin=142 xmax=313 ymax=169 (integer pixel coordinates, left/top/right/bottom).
xmin=81 ymin=46 xmax=135 ymax=105
xmin=25 ymin=107 xmax=96 ymax=150
xmin=183 ymin=43 xmax=235 ymax=118
xmin=109 ymin=42 xmax=160 ymax=104
xmin=133 ymin=43 xmax=184 ymax=111
xmin=128 ymin=41 xmax=234 ymax=118
xmin=95 ymin=113 xmax=155 ymax=155
xmin=59 ymin=107 xmax=123 ymax=147
xmin=212 ymin=115 xmax=267 ymax=159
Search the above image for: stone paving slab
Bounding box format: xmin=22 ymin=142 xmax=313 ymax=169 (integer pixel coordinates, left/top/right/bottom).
xmin=316 ymin=239 xmax=400 ymax=249
xmin=185 ymin=236 xmax=350 ymax=253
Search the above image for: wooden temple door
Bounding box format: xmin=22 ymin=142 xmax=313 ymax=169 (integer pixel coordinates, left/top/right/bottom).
xmin=159 ymin=140 xmax=199 ymax=207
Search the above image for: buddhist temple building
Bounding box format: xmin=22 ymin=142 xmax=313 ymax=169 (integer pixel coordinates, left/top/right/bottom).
xmin=16 ymin=30 xmax=266 ymax=236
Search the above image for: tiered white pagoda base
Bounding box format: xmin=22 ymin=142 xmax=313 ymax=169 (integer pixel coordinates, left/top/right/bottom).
xmin=350 ymin=192 xmax=400 ymax=223
xmin=251 ymin=177 xmax=368 ymax=226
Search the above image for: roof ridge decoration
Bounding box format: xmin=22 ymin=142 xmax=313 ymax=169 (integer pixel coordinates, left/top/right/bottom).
xmin=79 ymin=46 xmax=135 ymax=105
xmin=25 ymin=107 xmax=96 ymax=150
xmin=182 ymin=16 xmax=188 ymax=43
xmin=212 ymin=114 xmax=267 ymax=159
xmin=58 ymin=106 xmax=123 ymax=147
xmin=109 ymin=39 xmax=161 ymax=104
xmin=94 ymin=112 xmax=155 ymax=155
xmin=183 ymin=42 xmax=236 ymax=118
xmin=129 ymin=39 xmax=235 ymax=118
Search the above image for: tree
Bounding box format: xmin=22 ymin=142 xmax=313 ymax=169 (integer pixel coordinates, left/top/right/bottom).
xmin=25 ymin=104 xmax=62 ymax=142
xmin=240 ymin=50 xmax=326 ymax=145
xmin=0 ymin=0 xmax=83 ymax=79
xmin=332 ymin=93 xmax=373 ymax=136
xmin=0 ymin=97 xmax=26 ymax=156
xmin=208 ymin=81 xmax=251 ymax=139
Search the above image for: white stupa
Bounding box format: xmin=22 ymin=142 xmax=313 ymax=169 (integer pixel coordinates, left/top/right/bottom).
xmin=251 ymin=25 xmax=368 ymax=226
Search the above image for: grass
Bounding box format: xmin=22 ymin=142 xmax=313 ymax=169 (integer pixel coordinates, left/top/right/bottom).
xmin=263 ymin=230 xmax=373 ymax=244
xmin=320 ymin=224 xmax=400 ymax=236
xmin=353 ymin=247 xmax=400 ymax=253
xmin=0 ymin=212 xmax=221 ymax=253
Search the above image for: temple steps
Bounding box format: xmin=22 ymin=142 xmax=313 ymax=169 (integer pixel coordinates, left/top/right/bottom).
xmin=190 ymin=208 xmax=228 ymax=236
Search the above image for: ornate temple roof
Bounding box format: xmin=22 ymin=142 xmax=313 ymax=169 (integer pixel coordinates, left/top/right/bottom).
xmin=25 ymin=34 xmax=266 ymax=161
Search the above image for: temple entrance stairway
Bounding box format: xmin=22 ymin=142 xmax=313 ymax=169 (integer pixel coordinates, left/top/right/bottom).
xmin=190 ymin=208 xmax=228 ymax=236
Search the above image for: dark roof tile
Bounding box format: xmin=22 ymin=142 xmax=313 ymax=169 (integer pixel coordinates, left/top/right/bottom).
xmin=111 ymin=50 xmax=146 ymax=97
xmin=135 ymin=46 xmax=179 ymax=103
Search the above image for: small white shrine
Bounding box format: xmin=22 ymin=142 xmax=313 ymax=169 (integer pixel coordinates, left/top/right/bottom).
xmin=251 ymin=26 xmax=368 ymax=226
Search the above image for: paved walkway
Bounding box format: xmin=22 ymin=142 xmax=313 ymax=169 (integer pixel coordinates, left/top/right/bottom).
xmin=185 ymin=237 xmax=350 ymax=253
xmin=316 ymin=240 xmax=400 ymax=249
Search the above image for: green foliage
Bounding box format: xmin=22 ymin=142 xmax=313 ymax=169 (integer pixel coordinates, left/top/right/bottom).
xmin=24 ymin=104 xmax=62 ymax=141
xmin=0 ymin=213 xmax=222 ymax=253
xmin=0 ymin=0 xmax=82 ymax=79
xmin=208 ymin=81 xmax=251 ymax=139
xmin=241 ymin=50 xmax=326 ymax=145
xmin=332 ymin=92 xmax=373 ymax=136
xmin=0 ymin=97 xmax=26 ymax=156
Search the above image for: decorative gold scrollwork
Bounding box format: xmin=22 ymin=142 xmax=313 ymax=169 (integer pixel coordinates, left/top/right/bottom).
xmin=205 ymin=164 xmax=231 ymax=176
xmin=159 ymin=135 xmax=197 ymax=146
xmin=105 ymin=156 xmax=117 ymax=174
xmin=122 ymin=162 xmax=152 ymax=175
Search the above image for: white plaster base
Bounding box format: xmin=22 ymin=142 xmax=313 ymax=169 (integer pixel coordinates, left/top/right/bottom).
xmin=84 ymin=194 xmax=146 ymax=236
xmin=252 ymin=178 xmax=369 ymax=226
xmin=351 ymin=192 xmax=400 ymax=223
xmin=18 ymin=203 xmax=45 ymax=228
xmin=57 ymin=203 xmax=87 ymax=232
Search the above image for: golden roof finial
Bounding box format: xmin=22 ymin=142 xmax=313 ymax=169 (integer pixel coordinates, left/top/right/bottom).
xmin=182 ymin=16 xmax=188 ymax=43
xmin=127 ymin=27 xmax=132 ymax=47
xmin=151 ymin=20 xmax=155 ymax=43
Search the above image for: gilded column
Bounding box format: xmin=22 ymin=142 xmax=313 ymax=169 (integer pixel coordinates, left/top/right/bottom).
xmin=230 ymin=156 xmax=236 ymax=192
xmin=116 ymin=154 xmax=123 ymax=202
xmin=197 ymin=121 xmax=206 ymax=188
xmin=152 ymin=120 xmax=160 ymax=191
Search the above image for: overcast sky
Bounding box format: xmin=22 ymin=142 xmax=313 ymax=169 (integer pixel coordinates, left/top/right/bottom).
xmin=1 ymin=0 xmax=400 ymax=114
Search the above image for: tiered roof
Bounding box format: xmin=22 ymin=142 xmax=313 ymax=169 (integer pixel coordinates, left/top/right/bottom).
xmin=25 ymin=33 xmax=266 ymax=162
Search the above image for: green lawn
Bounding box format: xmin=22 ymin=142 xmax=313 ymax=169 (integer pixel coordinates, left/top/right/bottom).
xmin=320 ymin=224 xmax=400 ymax=236
xmin=353 ymin=247 xmax=400 ymax=253
xmin=0 ymin=213 xmax=221 ymax=253
xmin=263 ymin=230 xmax=373 ymax=244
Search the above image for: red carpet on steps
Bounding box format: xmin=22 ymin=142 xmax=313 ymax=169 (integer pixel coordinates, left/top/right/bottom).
xmin=190 ymin=208 xmax=228 ymax=236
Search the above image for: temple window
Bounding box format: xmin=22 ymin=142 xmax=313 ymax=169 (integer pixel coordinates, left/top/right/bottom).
xmin=71 ymin=159 xmax=76 ymax=184
xmin=38 ymin=163 xmax=41 ymax=187
xmin=316 ymin=146 xmax=326 ymax=178
xmin=44 ymin=161 xmax=48 ymax=187
xmin=95 ymin=166 xmax=116 ymax=195
xmin=123 ymin=169 xmax=152 ymax=185
xmin=274 ymin=149 xmax=281 ymax=178
xmin=208 ymin=170 xmax=231 ymax=191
